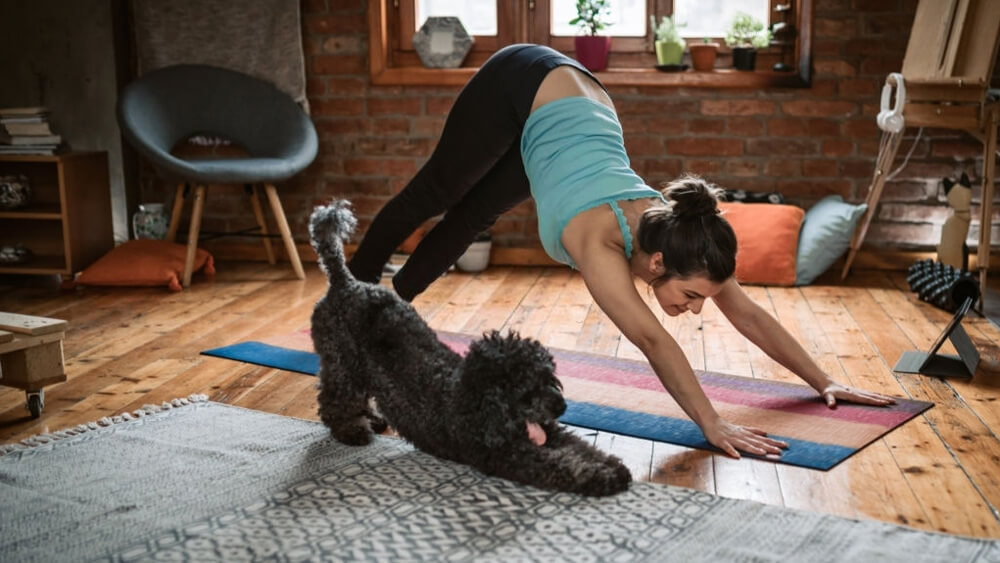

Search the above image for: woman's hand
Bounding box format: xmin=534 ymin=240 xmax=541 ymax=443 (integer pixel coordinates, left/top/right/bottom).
xmin=702 ymin=418 xmax=788 ymax=459
xmin=818 ymin=382 xmax=896 ymax=408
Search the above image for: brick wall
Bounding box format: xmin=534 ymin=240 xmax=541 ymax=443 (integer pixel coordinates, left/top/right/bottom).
xmin=141 ymin=0 xmax=997 ymax=256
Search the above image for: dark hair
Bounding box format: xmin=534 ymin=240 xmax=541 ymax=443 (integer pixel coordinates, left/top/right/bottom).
xmin=636 ymin=175 xmax=737 ymax=285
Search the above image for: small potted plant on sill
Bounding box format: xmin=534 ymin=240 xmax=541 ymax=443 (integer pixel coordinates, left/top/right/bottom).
xmin=725 ymin=11 xmax=771 ymax=71
xmin=650 ymin=15 xmax=685 ymax=67
xmin=570 ymin=0 xmax=613 ymax=72
xmin=689 ymin=38 xmax=719 ymax=71
xmin=455 ymin=231 xmax=492 ymax=273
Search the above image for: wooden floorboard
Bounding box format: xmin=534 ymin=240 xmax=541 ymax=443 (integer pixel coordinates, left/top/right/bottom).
xmin=1 ymin=261 xmax=999 ymax=538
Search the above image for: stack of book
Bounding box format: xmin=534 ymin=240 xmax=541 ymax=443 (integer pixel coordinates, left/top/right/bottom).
xmin=0 ymin=107 xmax=62 ymax=155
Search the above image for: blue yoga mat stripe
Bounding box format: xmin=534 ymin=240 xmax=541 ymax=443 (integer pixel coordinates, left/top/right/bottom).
xmin=202 ymin=341 xmax=320 ymax=376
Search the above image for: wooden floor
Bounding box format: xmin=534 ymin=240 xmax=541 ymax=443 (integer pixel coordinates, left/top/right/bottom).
xmin=2 ymin=262 xmax=1000 ymax=539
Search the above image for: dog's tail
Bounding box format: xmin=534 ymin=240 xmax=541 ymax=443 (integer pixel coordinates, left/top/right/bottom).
xmin=309 ymin=199 xmax=357 ymax=285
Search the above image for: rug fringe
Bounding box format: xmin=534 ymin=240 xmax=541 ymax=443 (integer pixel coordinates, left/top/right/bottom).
xmin=0 ymin=394 xmax=209 ymax=456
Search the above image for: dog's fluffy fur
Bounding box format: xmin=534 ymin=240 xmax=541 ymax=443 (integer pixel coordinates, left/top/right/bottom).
xmin=309 ymin=200 xmax=631 ymax=496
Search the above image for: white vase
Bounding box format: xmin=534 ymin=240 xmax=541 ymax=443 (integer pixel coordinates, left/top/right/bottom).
xmin=455 ymin=240 xmax=491 ymax=272
xmin=132 ymin=203 xmax=168 ymax=240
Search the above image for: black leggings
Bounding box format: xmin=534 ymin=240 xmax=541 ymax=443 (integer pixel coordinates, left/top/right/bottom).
xmin=348 ymin=44 xmax=602 ymax=301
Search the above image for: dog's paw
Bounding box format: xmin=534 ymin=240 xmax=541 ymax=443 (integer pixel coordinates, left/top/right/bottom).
xmin=582 ymin=458 xmax=632 ymax=496
xmin=331 ymin=423 xmax=374 ymax=446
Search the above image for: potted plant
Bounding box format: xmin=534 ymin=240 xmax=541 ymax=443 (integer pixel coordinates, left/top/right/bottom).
xmin=455 ymin=231 xmax=492 ymax=273
xmin=570 ymin=0 xmax=613 ymax=72
xmin=650 ymin=15 xmax=685 ymax=66
xmin=689 ymin=38 xmax=719 ymax=71
xmin=725 ymin=12 xmax=771 ymax=71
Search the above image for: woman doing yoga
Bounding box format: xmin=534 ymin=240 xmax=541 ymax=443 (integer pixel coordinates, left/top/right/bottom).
xmin=348 ymin=44 xmax=896 ymax=458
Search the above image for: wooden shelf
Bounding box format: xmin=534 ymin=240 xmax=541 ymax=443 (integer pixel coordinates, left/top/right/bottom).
xmin=0 ymin=152 xmax=113 ymax=278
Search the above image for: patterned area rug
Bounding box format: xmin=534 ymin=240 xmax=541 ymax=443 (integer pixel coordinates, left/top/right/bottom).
xmin=202 ymin=330 xmax=932 ymax=470
xmin=2 ymin=399 xmax=994 ymax=562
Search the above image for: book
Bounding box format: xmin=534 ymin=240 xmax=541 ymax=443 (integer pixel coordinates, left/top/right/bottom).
xmin=0 ymin=145 xmax=57 ymax=155
xmin=1 ymin=121 xmax=52 ymax=136
xmin=0 ymin=133 xmax=61 ymax=146
xmin=0 ymin=106 xmax=48 ymax=117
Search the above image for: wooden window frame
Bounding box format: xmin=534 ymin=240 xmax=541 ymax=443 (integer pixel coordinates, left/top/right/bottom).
xmin=368 ymin=0 xmax=811 ymax=88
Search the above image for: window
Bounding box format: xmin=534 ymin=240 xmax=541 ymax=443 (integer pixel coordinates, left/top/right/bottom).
xmin=369 ymin=0 xmax=811 ymax=87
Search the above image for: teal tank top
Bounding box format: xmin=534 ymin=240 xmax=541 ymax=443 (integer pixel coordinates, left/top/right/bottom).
xmin=521 ymin=97 xmax=665 ymax=269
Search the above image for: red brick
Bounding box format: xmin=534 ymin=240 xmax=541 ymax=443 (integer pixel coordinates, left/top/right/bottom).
xmin=841 ymin=118 xmax=879 ymax=138
xmin=725 ymin=160 xmax=761 ymax=177
xmin=862 ymin=13 xmax=914 ymax=37
xmin=644 ymin=116 xmax=688 ymax=135
xmin=306 ymin=77 xmax=326 ymax=97
xmin=721 ymin=177 xmax=777 ymax=192
xmin=781 ymin=100 xmax=857 ymax=118
xmin=822 ymin=139 xmax=855 ymax=157
xmin=700 ymin=100 xmax=776 ymax=116
xmin=425 ymin=96 xmax=456 ymax=116
xmin=371 ymin=118 xmax=410 ymax=135
xmin=315 ymin=117 xmax=370 ymax=135
xmin=644 ymin=159 xmax=684 ymax=179
xmin=344 ymin=158 xmax=419 ymax=176
xmin=837 ymin=78 xmax=879 ymax=98
xmin=814 ymin=17 xmax=858 ymax=39
xmin=322 ymin=36 xmax=366 ymax=55
xmin=765 ymin=159 xmax=802 ymax=177
xmin=312 ymin=54 xmax=366 ymax=75
xmin=813 ymin=60 xmax=857 ymax=77
xmin=368 ymin=97 xmax=422 ymax=116
xmin=327 ymin=77 xmax=366 ymax=96
xmin=616 ymin=99 xmax=700 ymax=116
xmin=688 ymin=119 xmax=725 ymax=134
xmin=803 ymin=160 xmax=839 ymax=177
xmin=624 ymin=136 xmax=665 ymax=157
xmin=412 ymin=117 xmax=446 ymax=137
xmin=357 ymin=138 xmax=433 ymax=157
xmin=724 ymin=117 xmax=763 ymax=136
xmin=683 ymin=159 xmax=724 ymax=176
xmin=931 ymin=139 xmax=984 ymax=160
xmin=775 ymin=179 xmax=852 ymax=199
xmin=767 ymin=118 xmax=807 ymax=136
xmin=881 ymin=180 xmax=935 ymax=201
xmin=311 ymin=98 xmax=365 ymax=116
xmin=746 ymin=138 xmax=818 ymax=156
xmin=665 ymin=138 xmax=743 ymax=156
xmin=839 ymin=159 xmax=875 ymax=180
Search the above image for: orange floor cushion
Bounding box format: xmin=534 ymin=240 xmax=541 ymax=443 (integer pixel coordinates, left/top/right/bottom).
xmin=74 ymin=240 xmax=215 ymax=291
xmin=718 ymin=202 xmax=804 ymax=286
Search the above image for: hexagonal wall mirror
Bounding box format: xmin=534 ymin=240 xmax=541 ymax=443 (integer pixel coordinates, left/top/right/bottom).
xmin=413 ymin=16 xmax=474 ymax=69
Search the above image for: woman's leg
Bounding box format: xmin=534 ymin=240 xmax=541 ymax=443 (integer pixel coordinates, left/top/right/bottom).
xmin=348 ymin=47 xmax=529 ymax=284
xmin=392 ymin=143 xmax=531 ymax=301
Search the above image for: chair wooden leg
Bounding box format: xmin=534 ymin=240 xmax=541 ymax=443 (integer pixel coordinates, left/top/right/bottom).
xmin=841 ymin=131 xmax=904 ymax=279
xmin=166 ymin=183 xmax=186 ymax=243
xmin=977 ymin=106 xmax=998 ymax=305
xmin=264 ymin=183 xmax=305 ymax=280
xmin=183 ymin=185 xmax=207 ymax=288
xmin=249 ymin=185 xmax=276 ymax=264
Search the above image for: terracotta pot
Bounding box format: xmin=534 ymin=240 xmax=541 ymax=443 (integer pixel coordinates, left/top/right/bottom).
xmin=689 ymin=42 xmax=719 ymax=71
xmin=574 ymin=35 xmax=612 ymax=72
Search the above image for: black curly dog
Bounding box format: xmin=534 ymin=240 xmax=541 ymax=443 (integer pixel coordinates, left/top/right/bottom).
xmin=309 ymin=200 xmax=631 ymax=496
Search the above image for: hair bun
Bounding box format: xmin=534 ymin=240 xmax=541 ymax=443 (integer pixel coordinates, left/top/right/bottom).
xmin=663 ymin=175 xmax=722 ymax=219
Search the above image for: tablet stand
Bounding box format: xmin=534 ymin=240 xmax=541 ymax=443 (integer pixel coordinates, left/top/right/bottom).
xmin=893 ymin=297 xmax=979 ymax=378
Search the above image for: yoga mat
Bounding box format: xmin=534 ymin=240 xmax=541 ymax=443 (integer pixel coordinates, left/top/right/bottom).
xmin=202 ymin=331 xmax=933 ymax=470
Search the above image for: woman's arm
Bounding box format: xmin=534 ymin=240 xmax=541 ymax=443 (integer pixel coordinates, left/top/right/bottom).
xmin=712 ymin=278 xmax=895 ymax=407
xmin=575 ymin=246 xmax=787 ymax=458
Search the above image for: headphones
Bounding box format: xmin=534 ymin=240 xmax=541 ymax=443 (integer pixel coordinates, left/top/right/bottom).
xmin=877 ymin=72 xmax=906 ymax=134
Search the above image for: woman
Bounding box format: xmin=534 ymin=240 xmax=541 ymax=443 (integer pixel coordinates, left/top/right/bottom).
xmin=349 ymin=44 xmax=895 ymax=458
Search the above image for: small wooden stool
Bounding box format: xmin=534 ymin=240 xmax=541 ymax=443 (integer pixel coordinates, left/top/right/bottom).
xmin=0 ymin=312 xmax=67 ymax=418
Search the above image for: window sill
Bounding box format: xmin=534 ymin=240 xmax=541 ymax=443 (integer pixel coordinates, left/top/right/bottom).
xmin=369 ymin=65 xmax=810 ymax=88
